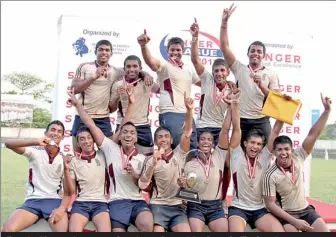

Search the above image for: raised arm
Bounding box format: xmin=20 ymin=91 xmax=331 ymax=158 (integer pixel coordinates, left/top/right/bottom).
xmin=108 ymin=82 xmax=121 ymax=114
xmin=112 ymin=85 xmax=136 ymax=142
xmin=302 ymin=93 xmax=332 ymax=155
xmin=67 ymin=88 xmax=105 ymax=146
xmin=220 ymin=3 xmax=237 ymax=67
xmin=266 ymin=120 xmax=284 ymax=153
xmin=190 ymin=18 xmax=205 ymax=76
xmin=218 ymin=106 xmax=232 ymax=149
xmin=138 ymin=29 xmax=161 ymax=72
xmin=179 ymin=93 xmax=194 ymax=152
xmin=5 ymin=137 xmax=52 ymax=155
xmin=71 ymin=65 xmax=104 ymax=94
xmin=62 ymin=154 xmax=76 ymax=196
xmin=138 ymin=149 xmax=162 ymax=190
xmin=223 ymin=88 xmax=242 ymax=149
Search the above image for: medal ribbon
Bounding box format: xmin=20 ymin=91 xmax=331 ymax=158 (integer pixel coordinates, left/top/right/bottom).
xmin=248 ymin=65 xmax=264 ymax=77
xmin=120 ymin=147 xmax=136 ymax=168
xmin=95 ymin=61 xmax=110 ymax=78
xmin=213 ymin=83 xmax=229 ymax=105
xmin=277 ymin=160 xmax=296 ymax=184
xmin=197 ymin=154 xmax=212 ymax=179
xmin=168 ymin=57 xmax=184 ymax=68
xmin=74 ymin=150 xmax=96 ymax=159
xmin=246 ymin=155 xmax=258 ymax=179
xmin=123 ymin=76 xmax=141 ymax=87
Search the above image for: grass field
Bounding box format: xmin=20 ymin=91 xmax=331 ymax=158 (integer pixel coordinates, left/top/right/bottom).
xmin=1 ymin=148 xmax=336 ymax=226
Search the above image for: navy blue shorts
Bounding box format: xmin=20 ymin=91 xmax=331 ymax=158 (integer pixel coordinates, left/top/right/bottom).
xmin=187 ymin=199 xmax=225 ymax=224
xmin=240 ymin=117 xmax=271 ymax=147
xmin=197 ymin=127 xmax=222 ymax=146
xmin=70 ymin=201 xmax=109 ymax=221
xmin=228 ymin=206 xmax=269 ymax=228
xmin=116 ymin=124 xmax=154 ymax=147
xmin=17 ymin=198 xmax=62 ymax=220
xmin=72 ymin=115 xmax=113 ymax=137
xmin=159 ymin=112 xmax=197 ymax=150
xmin=150 ymin=204 xmax=188 ymax=231
xmin=109 ymin=199 xmax=151 ymax=230
xmin=281 ymin=205 xmax=321 ymax=226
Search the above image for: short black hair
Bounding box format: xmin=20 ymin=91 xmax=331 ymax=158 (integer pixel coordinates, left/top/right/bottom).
xmin=120 ymin=121 xmax=137 ymax=134
xmin=154 ymin=126 xmax=171 ymax=141
xmin=76 ymin=126 xmax=92 ymax=142
xmin=273 ymin=135 xmax=293 ymax=151
xmin=124 ymin=55 xmax=142 ymax=68
xmin=212 ymin=58 xmax=230 ymax=71
xmin=198 ymin=129 xmax=214 ymax=143
xmin=95 ymin=40 xmax=113 ymax=52
xmin=167 ymin=37 xmax=185 ymax=51
xmin=46 ymin=120 xmax=65 ymax=135
xmin=247 ymin=41 xmax=266 ymax=55
xmin=244 ymin=129 xmax=265 ymax=144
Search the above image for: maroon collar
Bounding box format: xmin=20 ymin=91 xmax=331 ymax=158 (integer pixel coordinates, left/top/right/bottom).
xmin=167 ymin=58 xmax=184 ymax=69
xmin=44 ymin=146 xmax=61 ymax=164
xmin=124 ymin=76 xmax=141 ymax=87
xmin=121 ymin=147 xmax=139 ymax=161
xmin=75 ymin=151 xmax=97 ymax=163
xmin=276 ymin=161 xmax=293 ymax=173
xmin=161 ymin=150 xmax=174 ymax=163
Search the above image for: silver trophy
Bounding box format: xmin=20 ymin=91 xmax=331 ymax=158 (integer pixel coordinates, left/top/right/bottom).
xmin=175 ymin=149 xmax=205 ymax=203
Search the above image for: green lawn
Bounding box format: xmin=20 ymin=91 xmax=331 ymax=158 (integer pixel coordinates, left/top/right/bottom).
xmin=1 ymin=149 xmax=336 ymax=226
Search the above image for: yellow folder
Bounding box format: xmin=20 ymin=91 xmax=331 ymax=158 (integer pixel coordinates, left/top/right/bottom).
xmin=261 ymin=90 xmax=302 ymax=125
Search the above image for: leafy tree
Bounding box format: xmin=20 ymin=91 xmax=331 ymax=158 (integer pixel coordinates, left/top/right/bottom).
xmin=318 ymin=123 xmax=336 ymax=140
xmin=1 ymin=72 xmax=54 ymax=136
xmin=30 ymin=108 xmax=51 ymax=128
xmin=2 ymin=71 xmax=54 ymax=102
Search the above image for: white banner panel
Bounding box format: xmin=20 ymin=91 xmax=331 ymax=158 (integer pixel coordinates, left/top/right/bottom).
xmin=53 ymin=15 xmax=313 ymax=196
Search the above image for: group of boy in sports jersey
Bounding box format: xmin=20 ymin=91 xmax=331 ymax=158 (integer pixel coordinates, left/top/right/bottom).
xmin=2 ymin=3 xmax=332 ymax=233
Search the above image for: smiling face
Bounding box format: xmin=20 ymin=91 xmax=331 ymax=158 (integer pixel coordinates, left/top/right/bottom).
xmin=95 ymin=44 xmax=112 ymax=64
xmin=167 ymin=43 xmax=184 ymax=63
xmin=45 ymin=123 xmax=64 ymax=146
xmin=274 ymin=143 xmax=294 ymax=168
xmin=119 ymin=124 xmax=137 ymax=149
xmin=213 ymin=65 xmax=229 ymax=86
xmin=244 ymin=135 xmax=264 ymax=159
xmin=124 ymin=59 xmax=141 ymax=80
xmin=247 ymin=44 xmax=265 ymax=66
xmin=77 ymin=130 xmax=95 ymax=154
xmin=197 ymin=132 xmax=214 ymax=154
xmin=154 ymin=128 xmax=172 ymax=152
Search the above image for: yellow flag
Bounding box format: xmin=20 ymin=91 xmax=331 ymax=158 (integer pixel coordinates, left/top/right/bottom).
xmin=261 ymin=90 xmax=302 ymax=125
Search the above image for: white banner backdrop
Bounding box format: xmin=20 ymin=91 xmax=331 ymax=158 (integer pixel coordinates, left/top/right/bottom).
xmin=53 ymin=15 xmax=313 ymax=196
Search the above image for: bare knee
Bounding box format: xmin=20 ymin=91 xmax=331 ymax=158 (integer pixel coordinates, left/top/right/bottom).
xmin=189 ymin=218 xmax=205 ymax=232
xmin=171 ymin=223 xmax=191 ymax=232
xmin=136 ymin=213 xmax=153 ymax=232
xmin=69 ymin=225 xmax=84 ymax=232
xmin=137 ymin=223 xmax=153 ymax=232
xmin=69 ymin=221 xmax=85 ymax=232
xmin=311 ymin=218 xmax=330 ymax=232
xmin=2 ymin=225 xmax=17 ymax=232
xmin=284 ymin=224 xmax=299 ymax=232
xmin=112 ymin=228 xmax=126 ymax=232
xmin=228 ymin=217 xmax=246 ymax=232
xmin=153 ymin=225 xmax=165 ymax=232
